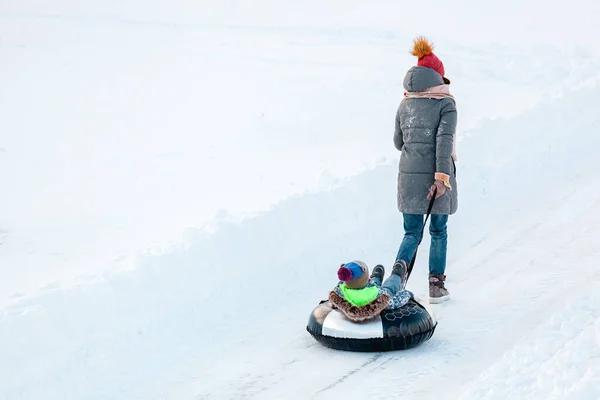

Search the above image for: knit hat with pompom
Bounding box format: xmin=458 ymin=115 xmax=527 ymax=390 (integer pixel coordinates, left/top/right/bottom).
xmin=412 ymin=36 xmax=450 ymax=84
xmin=337 ymin=260 xmax=370 ymax=289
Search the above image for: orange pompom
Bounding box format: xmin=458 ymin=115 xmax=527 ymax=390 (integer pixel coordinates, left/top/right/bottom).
xmin=411 ymin=36 xmax=434 ymax=59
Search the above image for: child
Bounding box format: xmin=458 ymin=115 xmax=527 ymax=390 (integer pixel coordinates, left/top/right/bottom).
xmin=328 ymin=260 xmax=414 ymax=322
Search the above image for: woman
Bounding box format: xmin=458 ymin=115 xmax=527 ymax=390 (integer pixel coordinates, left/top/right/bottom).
xmin=393 ymin=36 xmax=458 ymax=304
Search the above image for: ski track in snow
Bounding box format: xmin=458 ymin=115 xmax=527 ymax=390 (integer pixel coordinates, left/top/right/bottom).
xmin=313 ymin=354 xmax=383 ymax=396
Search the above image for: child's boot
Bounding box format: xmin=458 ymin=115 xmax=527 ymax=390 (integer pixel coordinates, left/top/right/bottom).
xmin=392 ymin=260 xmax=408 ymax=288
xmin=370 ymin=264 xmax=385 ymax=282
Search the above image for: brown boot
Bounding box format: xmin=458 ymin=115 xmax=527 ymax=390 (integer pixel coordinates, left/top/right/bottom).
xmin=429 ymin=274 xmax=450 ymax=304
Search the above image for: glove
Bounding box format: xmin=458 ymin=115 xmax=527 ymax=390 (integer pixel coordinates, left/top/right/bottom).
xmin=427 ymin=180 xmax=447 ymax=200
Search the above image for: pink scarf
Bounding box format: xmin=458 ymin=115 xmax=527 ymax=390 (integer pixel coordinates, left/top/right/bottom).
xmin=403 ymin=84 xmax=457 ymax=161
xmin=403 ymin=84 xmax=455 ymax=102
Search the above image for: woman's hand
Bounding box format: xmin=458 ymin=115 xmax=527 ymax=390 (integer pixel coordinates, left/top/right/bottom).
xmin=427 ymin=180 xmax=448 ymax=200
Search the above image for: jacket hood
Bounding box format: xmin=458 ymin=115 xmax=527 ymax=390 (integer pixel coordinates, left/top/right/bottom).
xmin=403 ymin=66 xmax=445 ymax=93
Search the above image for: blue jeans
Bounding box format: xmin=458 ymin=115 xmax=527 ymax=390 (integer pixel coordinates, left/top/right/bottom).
xmin=396 ymin=214 xmax=448 ymax=275
xmin=370 ymin=274 xmax=402 ymax=296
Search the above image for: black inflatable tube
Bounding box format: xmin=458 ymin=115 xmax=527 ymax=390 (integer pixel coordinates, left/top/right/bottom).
xmin=308 ymin=328 xmax=436 ymax=352
xmin=306 ymin=299 xmax=437 ymax=352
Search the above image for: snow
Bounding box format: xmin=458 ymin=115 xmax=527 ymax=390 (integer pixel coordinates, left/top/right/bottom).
xmin=458 ymin=289 xmax=600 ymax=399
xmin=2 ymin=1 xmax=600 ymax=399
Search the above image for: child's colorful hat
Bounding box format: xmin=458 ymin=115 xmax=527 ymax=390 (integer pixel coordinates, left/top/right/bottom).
xmin=337 ymin=260 xmax=370 ymax=289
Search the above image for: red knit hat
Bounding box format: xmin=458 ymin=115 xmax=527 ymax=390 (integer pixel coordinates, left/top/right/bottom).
xmin=412 ymin=36 xmax=448 ymax=82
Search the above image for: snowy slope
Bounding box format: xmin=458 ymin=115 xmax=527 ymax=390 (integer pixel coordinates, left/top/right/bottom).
xmin=1 ymin=79 xmax=600 ymax=399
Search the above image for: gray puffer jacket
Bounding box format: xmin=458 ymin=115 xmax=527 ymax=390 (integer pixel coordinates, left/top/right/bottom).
xmin=393 ymin=66 xmax=458 ymax=215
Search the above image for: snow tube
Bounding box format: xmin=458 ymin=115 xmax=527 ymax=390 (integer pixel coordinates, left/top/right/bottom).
xmin=306 ymin=297 xmax=437 ymax=352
